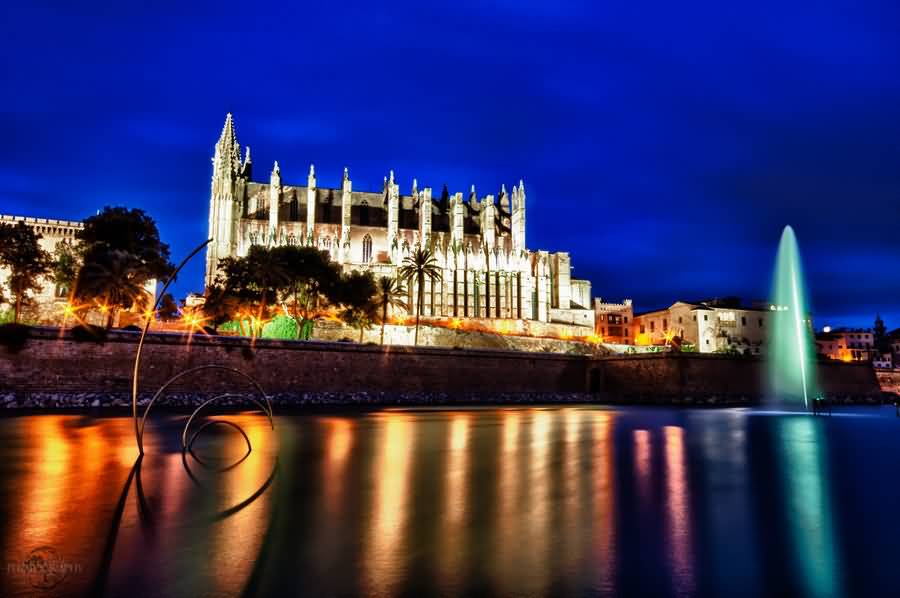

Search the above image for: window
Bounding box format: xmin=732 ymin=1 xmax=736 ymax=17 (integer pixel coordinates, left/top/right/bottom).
xmin=625 ymin=328 xmax=629 ymax=337
xmin=362 ymin=234 xmax=373 ymax=263
xmin=359 ymin=200 xmax=370 ymax=226
xmin=703 ymin=315 xmax=708 ymax=321
xmin=693 ymin=315 xmax=697 ymax=321
xmin=741 ymin=316 xmax=747 ymax=326
xmin=624 ymin=316 xmax=629 ymax=323
xmin=650 ymin=321 xmax=655 ymax=332
xmin=640 ymin=325 xmax=646 ymax=334
xmin=324 ymin=237 xmax=331 ymax=250
xmin=678 ymin=316 xmax=683 ymax=324
xmin=758 ymin=319 xmax=763 ymax=327
xmin=662 ymin=319 xmax=667 ymax=329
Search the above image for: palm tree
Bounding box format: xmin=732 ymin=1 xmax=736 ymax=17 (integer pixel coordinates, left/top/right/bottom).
xmin=397 ymin=248 xmax=442 ymax=346
xmin=375 ymin=276 xmax=408 ymax=345
xmin=76 ymin=249 xmax=150 ymax=328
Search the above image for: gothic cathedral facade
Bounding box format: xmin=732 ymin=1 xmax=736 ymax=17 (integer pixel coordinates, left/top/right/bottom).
xmin=205 ymin=114 xmax=593 ymax=326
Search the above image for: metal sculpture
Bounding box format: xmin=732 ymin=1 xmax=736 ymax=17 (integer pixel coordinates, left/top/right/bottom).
xmin=130 ymin=238 xmax=275 ymax=457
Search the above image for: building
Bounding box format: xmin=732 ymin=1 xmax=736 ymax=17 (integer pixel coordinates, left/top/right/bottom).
xmin=205 ymin=114 xmax=594 ymax=328
xmin=0 ymin=214 xmax=82 ymax=320
xmin=594 ymin=298 xmax=634 ymax=344
xmin=873 ymin=352 xmax=893 ymax=370
xmin=632 ymin=299 xmax=770 ymax=354
xmin=815 ymin=328 xmax=876 ymax=362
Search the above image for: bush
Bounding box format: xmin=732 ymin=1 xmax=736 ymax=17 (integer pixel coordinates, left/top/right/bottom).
xmin=261 ymin=315 xmax=298 ymax=340
xmin=71 ymin=324 xmax=107 ymax=343
xmin=0 ymin=323 xmax=30 ymax=353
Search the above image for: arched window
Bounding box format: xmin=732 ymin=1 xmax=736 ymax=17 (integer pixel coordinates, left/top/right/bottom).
xmin=360 ymin=200 xmax=370 ymax=226
xmin=362 ymin=234 xmax=373 ymax=263
xmin=323 ymin=237 xmax=332 ymax=250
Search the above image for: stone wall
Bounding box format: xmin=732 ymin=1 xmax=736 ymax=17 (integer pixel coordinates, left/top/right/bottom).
xmin=0 ymin=328 xmax=589 ymax=400
xmin=877 ymin=370 xmax=900 ymax=395
xmin=0 ymin=328 xmax=886 ymax=407
xmin=593 ymin=353 xmax=884 ymax=402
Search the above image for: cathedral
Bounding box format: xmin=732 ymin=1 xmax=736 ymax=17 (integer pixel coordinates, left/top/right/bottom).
xmin=206 ymin=114 xmax=594 ymax=328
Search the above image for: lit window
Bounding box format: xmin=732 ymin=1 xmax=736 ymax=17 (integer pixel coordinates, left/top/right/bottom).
xmin=362 ymin=234 xmax=373 ymax=263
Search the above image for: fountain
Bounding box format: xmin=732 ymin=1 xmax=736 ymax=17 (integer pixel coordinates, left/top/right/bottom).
xmin=768 ymin=225 xmax=817 ymax=409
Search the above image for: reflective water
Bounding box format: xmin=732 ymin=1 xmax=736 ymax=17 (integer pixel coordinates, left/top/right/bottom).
xmin=1 ymin=406 xmax=898 ymax=597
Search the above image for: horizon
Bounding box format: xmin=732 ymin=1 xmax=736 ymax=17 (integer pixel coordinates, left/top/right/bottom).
xmin=2 ymin=1 xmax=898 ymax=329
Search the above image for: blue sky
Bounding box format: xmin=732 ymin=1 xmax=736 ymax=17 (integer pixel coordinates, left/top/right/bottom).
xmin=1 ymin=1 xmax=898 ymax=329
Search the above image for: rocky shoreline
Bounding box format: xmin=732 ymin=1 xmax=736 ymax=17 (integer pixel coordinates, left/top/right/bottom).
xmin=1 ymin=390 xmax=894 ymax=410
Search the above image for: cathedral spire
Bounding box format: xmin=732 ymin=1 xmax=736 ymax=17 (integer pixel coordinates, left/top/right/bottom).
xmin=219 ymin=113 xmax=237 ymax=146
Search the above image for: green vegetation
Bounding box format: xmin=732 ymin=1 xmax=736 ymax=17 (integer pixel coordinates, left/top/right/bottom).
xmin=397 ymin=248 xmax=442 ymax=346
xmin=205 ymin=245 xmax=380 ymax=342
xmin=74 ymin=207 xmax=173 ymax=328
xmin=0 ymin=221 xmax=52 ymax=323
xmin=375 ymin=276 xmax=408 ymax=345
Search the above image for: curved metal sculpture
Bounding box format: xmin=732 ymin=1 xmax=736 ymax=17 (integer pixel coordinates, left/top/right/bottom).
xmin=130 ymin=238 xmax=275 ymax=458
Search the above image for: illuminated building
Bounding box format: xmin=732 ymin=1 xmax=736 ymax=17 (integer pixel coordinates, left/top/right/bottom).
xmin=631 ymin=299 xmax=771 ymax=354
xmin=0 ymin=213 xmax=157 ymax=324
xmin=205 ymin=113 xmax=594 ymax=328
xmin=593 ymin=298 xmax=634 ymax=344
xmin=815 ymin=328 xmax=876 ymax=362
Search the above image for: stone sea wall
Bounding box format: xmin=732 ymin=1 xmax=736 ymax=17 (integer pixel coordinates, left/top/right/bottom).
xmin=0 ymin=328 xmax=888 ymax=408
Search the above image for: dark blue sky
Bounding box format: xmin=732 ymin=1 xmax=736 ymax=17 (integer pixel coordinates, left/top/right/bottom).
xmin=2 ymin=1 xmax=898 ymax=328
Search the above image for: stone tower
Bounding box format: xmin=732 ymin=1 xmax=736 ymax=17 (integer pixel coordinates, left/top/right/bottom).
xmin=206 ymin=113 xmax=245 ymax=286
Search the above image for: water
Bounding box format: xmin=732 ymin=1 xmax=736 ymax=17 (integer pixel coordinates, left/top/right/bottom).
xmin=1 ymin=406 xmax=898 ymax=597
xmin=769 ymin=225 xmax=817 ymax=407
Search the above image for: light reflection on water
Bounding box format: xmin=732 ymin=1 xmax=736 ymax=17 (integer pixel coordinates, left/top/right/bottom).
xmin=0 ymin=406 xmax=898 ymax=597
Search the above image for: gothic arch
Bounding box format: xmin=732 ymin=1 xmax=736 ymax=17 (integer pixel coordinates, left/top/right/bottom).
xmin=362 ymin=234 xmax=373 ymax=263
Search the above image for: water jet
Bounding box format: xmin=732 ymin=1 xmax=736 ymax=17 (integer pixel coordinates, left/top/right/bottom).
xmin=768 ymin=225 xmax=817 ymax=409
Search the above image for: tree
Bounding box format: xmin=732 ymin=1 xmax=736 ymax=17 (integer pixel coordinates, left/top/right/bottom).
xmin=51 ymin=240 xmax=80 ymax=300
xmin=397 ymin=248 xmax=442 ymax=346
xmin=201 ymin=284 xmax=243 ymax=331
xmin=213 ymin=246 xmax=288 ymax=336
xmin=874 ymin=314 xmax=888 ymax=353
xmin=75 ymin=207 xmax=173 ymax=326
xmin=334 ymin=270 xmax=377 ymax=342
xmin=0 ymin=221 xmax=52 ymax=323
xmin=74 ymin=249 xmax=151 ymax=328
xmin=158 ymin=293 xmax=180 ymax=321
xmin=375 ymin=276 xmax=408 ymax=345
xmin=77 ymin=207 xmax=172 ymax=280
xmin=272 ymin=245 xmax=341 ymax=339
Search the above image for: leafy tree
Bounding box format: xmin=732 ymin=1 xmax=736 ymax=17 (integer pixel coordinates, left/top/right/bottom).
xmin=77 ymin=207 xmax=172 ymax=279
xmin=158 ymin=292 xmax=180 ymax=321
xmin=201 ymin=285 xmax=241 ymax=332
xmin=51 ymin=240 xmax=80 ymax=299
xmin=214 ymin=245 xmax=290 ymax=329
xmin=333 ymin=270 xmax=377 ymax=342
xmin=874 ymin=314 xmax=888 ymax=353
xmin=375 ymin=276 xmax=408 ymax=345
xmin=0 ymin=221 xmax=52 ymax=323
xmin=272 ymin=245 xmax=340 ymax=339
xmin=75 ymin=207 xmax=173 ymax=326
xmin=398 ymin=248 xmax=442 ymax=346
xmin=74 ymin=249 xmax=151 ymax=328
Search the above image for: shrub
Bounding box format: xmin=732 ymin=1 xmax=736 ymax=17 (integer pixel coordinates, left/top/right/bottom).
xmin=71 ymin=324 xmax=108 ymax=343
xmin=0 ymin=323 xmax=30 ymax=353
